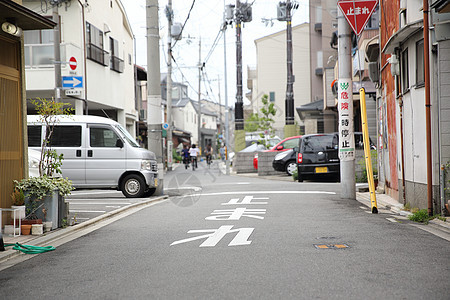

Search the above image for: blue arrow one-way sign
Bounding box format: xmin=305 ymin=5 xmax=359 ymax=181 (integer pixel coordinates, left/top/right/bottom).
xmin=62 ymin=76 xmax=83 ymax=88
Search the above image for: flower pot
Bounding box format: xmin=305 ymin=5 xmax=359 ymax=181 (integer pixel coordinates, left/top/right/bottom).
xmin=43 ymin=221 xmax=53 ymax=232
xmin=4 ymin=225 xmax=20 ymax=235
xmin=31 ymin=224 xmax=44 ymax=235
xmin=11 ymin=205 xmax=26 ymax=219
xmin=21 ymin=224 xmax=32 ymax=235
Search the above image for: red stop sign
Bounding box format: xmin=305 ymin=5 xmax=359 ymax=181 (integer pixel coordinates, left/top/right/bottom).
xmin=69 ymin=57 xmax=77 ymax=70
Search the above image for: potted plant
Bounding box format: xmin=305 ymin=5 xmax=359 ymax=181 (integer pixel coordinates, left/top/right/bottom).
xmin=10 ymin=188 xmax=25 ymax=220
xmin=14 ymin=98 xmax=74 ymax=229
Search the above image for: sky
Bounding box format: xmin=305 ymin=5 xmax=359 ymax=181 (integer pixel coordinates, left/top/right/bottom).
xmin=121 ymin=0 xmax=309 ymax=108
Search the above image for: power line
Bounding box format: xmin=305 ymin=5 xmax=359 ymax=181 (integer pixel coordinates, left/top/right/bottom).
xmin=172 ymin=0 xmax=196 ymax=48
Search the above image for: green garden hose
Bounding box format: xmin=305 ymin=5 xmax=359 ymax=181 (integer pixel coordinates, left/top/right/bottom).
xmin=5 ymin=243 xmax=55 ymax=254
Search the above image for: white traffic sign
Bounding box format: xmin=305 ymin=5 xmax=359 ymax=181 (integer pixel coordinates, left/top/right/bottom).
xmin=65 ymin=89 xmax=81 ymax=96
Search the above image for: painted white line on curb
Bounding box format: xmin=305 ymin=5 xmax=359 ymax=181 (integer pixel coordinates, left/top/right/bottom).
xmin=386 ymin=218 xmax=398 ymax=223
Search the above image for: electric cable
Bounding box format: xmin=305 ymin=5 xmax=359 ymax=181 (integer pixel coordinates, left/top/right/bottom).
xmin=172 ymin=0 xmax=196 ymax=48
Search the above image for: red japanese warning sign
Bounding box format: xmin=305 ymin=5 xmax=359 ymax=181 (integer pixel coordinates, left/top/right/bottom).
xmin=337 ymin=0 xmax=378 ymax=36
xmin=69 ymin=56 xmax=77 ymax=70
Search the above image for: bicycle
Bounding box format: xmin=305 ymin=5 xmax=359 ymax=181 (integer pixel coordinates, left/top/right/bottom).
xmin=191 ymin=156 xmax=197 ymax=171
xmin=206 ymin=154 xmax=212 ymax=168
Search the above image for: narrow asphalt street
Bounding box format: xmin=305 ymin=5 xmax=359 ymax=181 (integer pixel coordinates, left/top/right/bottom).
xmin=1 ymin=161 xmax=449 ymax=299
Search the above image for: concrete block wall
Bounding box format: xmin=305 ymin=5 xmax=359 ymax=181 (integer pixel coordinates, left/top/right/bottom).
xmin=234 ymin=152 xmax=257 ymax=174
xmin=258 ymin=152 xmax=280 ymax=176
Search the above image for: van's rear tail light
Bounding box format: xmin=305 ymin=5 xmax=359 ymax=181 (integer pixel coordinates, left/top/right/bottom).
xmin=297 ymin=153 xmax=303 ymax=163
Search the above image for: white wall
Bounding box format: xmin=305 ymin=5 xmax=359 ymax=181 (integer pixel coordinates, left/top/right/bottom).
xmin=23 ymin=0 xmax=137 ymax=130
xmin=254 ymin=23 xmax=311 ymax=138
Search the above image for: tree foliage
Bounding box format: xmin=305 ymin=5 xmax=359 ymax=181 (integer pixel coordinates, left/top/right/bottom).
xmin=244 ymin=94 xmax=277 ymax=148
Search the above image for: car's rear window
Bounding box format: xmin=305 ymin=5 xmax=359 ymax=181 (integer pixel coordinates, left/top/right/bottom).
xmin=302 ymin=135 xmax=337 ymax=152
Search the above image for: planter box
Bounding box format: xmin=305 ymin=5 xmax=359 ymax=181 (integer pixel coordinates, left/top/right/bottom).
xmin=21 ymin=219 xmax=42 ymax=225
xmin=25 ymin=190 xmax=66 ymax=230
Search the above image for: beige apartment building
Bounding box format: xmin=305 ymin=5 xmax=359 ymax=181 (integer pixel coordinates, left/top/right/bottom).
xmin=247 ymin=23 xmax=311 ymax=138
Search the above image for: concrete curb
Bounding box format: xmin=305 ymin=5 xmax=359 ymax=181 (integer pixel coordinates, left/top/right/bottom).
xmin=0 ymin=195 xmax=168 ymax=264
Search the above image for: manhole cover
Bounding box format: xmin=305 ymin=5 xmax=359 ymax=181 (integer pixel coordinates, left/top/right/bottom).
xmin=314 ymin=244 xmax=349 ymax=249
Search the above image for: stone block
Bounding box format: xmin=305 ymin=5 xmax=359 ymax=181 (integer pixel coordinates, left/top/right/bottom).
xmin=258 ymin=152 xmax=280 ymax=176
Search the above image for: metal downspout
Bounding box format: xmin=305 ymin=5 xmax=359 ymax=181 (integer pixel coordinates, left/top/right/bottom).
xmin=423 ymin=0 xmax=433 ymax=215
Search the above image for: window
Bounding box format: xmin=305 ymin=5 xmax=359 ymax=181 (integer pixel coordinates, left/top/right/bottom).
xmin=401 ymin=48 xmax=409 ymax=93
xmin=269 ymin=92 xmax=275 ymax=102
xmin=282 ymin=138 xmax=299 ymax=149
xmin=317 ymin=120 xmax=324 ymax=133
xmin=317 ymin=51 xmax=323 ymax=69
xmin=48 ymin=126 xmax=82 ymax=147
xmin=90 ymin=127 xmax=121 ymax=147
xmin=110 ymin=37 xmax=124 ymax=72
xmin=302 ymin=135 xmax=336 ymax=152
xmin=416 ymin=39 xmax=424 ymax=86
xmin=24 ymin=28 xmax=55 ymax=66
xmin=28 ymin=126 xmax=42 ymax=147
xmin=86 ymin=22 xmax=106 ymax=65
xmin=24 ymin=29 xmax=54 ymax=44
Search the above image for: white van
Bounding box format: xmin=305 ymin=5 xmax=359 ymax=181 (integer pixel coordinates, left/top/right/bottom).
xmin=27 ymin=115 xmax=158 ymax=198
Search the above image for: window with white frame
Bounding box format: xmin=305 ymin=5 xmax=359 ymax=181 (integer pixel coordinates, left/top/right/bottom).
xmin=401 ymin=48 xmax=409 ymax=93
xmin=110 ymin=37 xmax=123 ymax=72
xmin=416 ymin=39 xmax=424 ymax=86
xmin=86 ymin=22 xmax=106 ymax=65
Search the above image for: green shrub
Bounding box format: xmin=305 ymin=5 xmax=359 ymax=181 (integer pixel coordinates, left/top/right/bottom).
xmin=173 ymin=149 xmax=182 ymax=163
xmin=408 ymin=209 xmax=431 ymax=223
xmin=292 ymin=169 xmax=298 ymax=181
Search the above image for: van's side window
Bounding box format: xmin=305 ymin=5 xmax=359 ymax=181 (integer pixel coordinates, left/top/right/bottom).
xmin=28 ymin=125 xmax=42 ymax=147
xmin=90 ymin=127 xmax=121 ymax=147
xmin=48 ymin=126 xmax=82 ymax=147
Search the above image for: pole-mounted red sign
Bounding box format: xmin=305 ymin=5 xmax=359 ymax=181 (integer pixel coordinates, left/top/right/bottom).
xmin=337 ymin=0 xmax=378 ymax=36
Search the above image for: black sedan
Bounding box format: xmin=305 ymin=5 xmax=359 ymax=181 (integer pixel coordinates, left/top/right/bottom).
xmin=272 ymin=149 xmax=297 ymax=175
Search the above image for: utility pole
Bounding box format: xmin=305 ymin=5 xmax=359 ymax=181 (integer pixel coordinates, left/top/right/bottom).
xmin=284 ymin=0 xmax=296 ymax=138
xmin=233 ymin=0 xmax=251 ymax=152
xmin=166 ymin=0 xmax=173 ymax=171
xmin=224 ymin=1 xmax=231 ymax=175
xmin=52 ymin=2 xmax=62 ymax=102
xmin=234 ymin=0 xmax=245 ymax=152
xmin=198 ymin=39 xmax=202 ymax=150
xmin=146 ymin=0 xmax=164 ymax=195
xmin=337 ymin=7 xmax=355 ymax=199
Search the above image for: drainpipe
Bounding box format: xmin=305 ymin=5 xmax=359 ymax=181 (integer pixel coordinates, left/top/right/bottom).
xmin=423 ymin=0 xmax=433 ymax=216
xmin=77 ymin=0 xmax=88 ymax=115
xmin=395 ymin=49 xmax=406 ymax=205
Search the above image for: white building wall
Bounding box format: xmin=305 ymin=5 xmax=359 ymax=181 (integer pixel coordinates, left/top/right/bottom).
xmin=23 ymin=0 xmax=136 ymax=132
xmin=254 ymin=23 xmax=311 ymax=138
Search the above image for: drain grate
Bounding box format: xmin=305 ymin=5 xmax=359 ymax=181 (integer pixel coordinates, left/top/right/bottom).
xmin=314 ymin=244 xmax=349 ymax=249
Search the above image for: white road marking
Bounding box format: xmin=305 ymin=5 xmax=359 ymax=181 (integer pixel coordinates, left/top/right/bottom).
xmin=386 ymin=217 xmax=398 ymax=223
xmin=105 ymin=206 xmax=121 ymax=208
xmin=67 ymin=202 xmax=131 ymax=205
xmin=69 ymin=210 xmax=107 ymax=213
xmin=171 ymin=225 xmax=254 ymax=247
xmin=69 ymin=191 xmax=123 ymax=196
xmin=359 ymin=206 xmax=368 ymax=210
xmin=176 ymin=190 xmax=336 ymax=198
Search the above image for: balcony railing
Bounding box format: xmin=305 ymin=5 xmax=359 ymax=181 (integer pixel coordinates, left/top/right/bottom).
xmin=87 ymin=43 xmax=108 ymax=66
xmin=110 ymin=55 xmax=124 ymax=73
xmin=24 ymin=44 xmax=66 ymax=68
